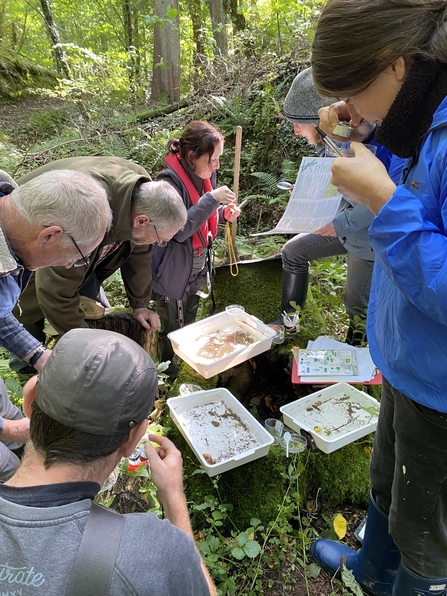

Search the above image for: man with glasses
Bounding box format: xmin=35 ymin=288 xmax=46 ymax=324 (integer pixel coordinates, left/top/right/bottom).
xmin=10 ymin=156 xmax=187 ymax=373
xmin=0 ymin=168 xmax=112 ymax=480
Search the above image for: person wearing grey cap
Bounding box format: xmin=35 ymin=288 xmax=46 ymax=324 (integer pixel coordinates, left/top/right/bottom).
xmin=275 ymin=67 xmax=389 ymax=344
xmin=0 ymin=328 xmax=216 ymax=596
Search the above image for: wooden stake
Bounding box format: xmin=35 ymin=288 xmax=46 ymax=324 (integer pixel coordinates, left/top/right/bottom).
xmin=230 ymin=125 xmax=242 ymax=260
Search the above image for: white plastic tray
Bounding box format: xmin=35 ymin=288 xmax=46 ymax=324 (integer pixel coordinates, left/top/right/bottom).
xmin=167 ymin=311 xmax=276 ymax=378
xmin=280 ymin=383 xmax=380 ymax=453
xmin=167 ymin=388 xmax=274 ymax=476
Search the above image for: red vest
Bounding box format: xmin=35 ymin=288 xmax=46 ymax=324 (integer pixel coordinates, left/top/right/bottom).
xmin=165 ymin=154 xmax=218 ymax=252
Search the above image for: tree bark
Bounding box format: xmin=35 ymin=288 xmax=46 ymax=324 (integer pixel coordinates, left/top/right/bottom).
xmin=150 ymin=0 xmax=180 ymax=104
xmin=207 ymin=0 xmax=228 ymax=58
xmin=225 ymin=0 xmax=245 ymax=32
xmin=39 ymin=0 xmax=71 ymax=78
xmin=188 ymin=0 xmax=206 ymax=68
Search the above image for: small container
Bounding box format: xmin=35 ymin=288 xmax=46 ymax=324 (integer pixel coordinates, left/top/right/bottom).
xmin=225 ymin=304 xmax=245 ymax=315
xmin=268 ymin=324 xmax=285 ymax=345
xmin=265 ymin=418 xmax=284 ymax=445
xmin=127 ymin=444 xmax=148 ymax=472
xmin=325 ymin=141 xmax=378 ymax=158
xmin=280 ymin=432 xmax=307 ymax=454
xmin=282 ymin=313 xmax=299 ymax=336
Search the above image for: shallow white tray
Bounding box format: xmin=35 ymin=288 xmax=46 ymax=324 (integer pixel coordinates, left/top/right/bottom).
xmin=167 ymin=388 xmax=274 ymax=476
xmin=167 ymin=311 xmax=276 ymax=379
xmin=280 ymin=383 xmax=380 ymax=454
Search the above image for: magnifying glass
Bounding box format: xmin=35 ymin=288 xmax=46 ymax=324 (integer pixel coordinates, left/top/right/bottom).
xmin=277 ymin=180 xmax=293 ymax=191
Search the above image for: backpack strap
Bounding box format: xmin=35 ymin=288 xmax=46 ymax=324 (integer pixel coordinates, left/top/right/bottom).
xmin=66 ymin=502 xmax=125 ymax=596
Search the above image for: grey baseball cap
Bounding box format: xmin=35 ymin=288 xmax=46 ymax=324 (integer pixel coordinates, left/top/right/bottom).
xmin=35 ymin=329 xmax=158 ymax=435
xmin=283 ymin=67 xmax=337 ymax=124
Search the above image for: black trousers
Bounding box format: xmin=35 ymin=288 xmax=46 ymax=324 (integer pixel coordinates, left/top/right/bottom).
xmin=370 ymin=378 xmax=447 ymax=577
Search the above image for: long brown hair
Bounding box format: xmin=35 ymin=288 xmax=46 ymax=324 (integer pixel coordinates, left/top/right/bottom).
xmin=311 ymin=0 xmax=447 ymax=98
xmin=167 ymin=120 xmax=224 ymax=170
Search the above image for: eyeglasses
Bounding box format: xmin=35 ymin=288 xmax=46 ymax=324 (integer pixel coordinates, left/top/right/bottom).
xmin=67 ymin=233 xmax=90 ymax=267
xmin=43 ymin=225 xmax=90 ymax=267
xmin=152 ymin=225 xmax=168 ymax=248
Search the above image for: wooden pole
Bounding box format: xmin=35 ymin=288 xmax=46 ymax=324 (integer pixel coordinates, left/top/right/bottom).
xmin=230 ymin=125 xmax=242 ymax=259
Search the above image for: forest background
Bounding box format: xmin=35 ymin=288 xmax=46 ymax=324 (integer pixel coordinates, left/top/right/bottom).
xmin=0 ymin=1 xmax=368 ymax=595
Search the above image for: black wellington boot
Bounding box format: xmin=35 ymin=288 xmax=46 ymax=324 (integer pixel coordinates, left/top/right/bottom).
xmin=271 ymin=270 xmax=309 ymax=325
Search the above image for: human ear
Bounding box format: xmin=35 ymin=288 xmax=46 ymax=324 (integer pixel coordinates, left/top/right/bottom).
xmin=133 ymin=215 xmax=149 ymax=228
xmin=37 ymin=225 xmax=64 ymax=246
xmin=22 ymin=376 xmax=39 ymax=417
xmin=390 ymin=56 xmax=407 ymax=82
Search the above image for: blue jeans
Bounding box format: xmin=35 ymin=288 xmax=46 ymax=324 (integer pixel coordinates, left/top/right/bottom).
xmin=370 ymin=378 xmax=447 ymax=577
xmin=281 ymin=233 xmax=374 ymax=318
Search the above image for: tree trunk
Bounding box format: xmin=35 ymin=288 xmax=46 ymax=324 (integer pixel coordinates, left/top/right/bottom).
xmin=150 ymin=0 xmax=180 ymax=104
xmin=89 ymin=311 xmax=158 ymax=358
xmin=39 ymin=0 xmax=71 ymax=78
xmin=225 ymin=0 xmax=245 ymax=32
xmin=207 ymin=0 xmax=228 ymax=57
xmin=188 ymin=0 xmax=206 ymax=68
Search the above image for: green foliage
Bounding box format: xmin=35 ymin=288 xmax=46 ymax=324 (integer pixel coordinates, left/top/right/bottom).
xmin=189 ymin=452 xmax=317 ymax=595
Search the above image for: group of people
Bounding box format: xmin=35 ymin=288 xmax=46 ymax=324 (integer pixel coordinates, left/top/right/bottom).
xmin=2 ymin=0 xmax=447 ymax=592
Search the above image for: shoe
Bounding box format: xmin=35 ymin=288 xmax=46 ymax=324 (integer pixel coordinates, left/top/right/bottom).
xmin=312 ymin=492 xmax=400 ymax=596
xmin=392 ymin=563 xmax=447 ymax=595
xmin=79 ymin=296 xmax=107 ymax=320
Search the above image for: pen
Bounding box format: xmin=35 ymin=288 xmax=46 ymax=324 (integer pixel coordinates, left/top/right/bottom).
xmin=315 ymin=125 xmax=345 ymax=157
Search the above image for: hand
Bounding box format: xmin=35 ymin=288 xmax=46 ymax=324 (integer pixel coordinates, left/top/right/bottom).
xmin=330 ymin=143 xmax=396 ymax=214
xmin=210 ymin=185 xmax=236 ymax=203
xmin=132 ymin=308 xmax=160 ymax=331
xmin=0 ymin=417 xmax=30 ymax=443
xmin=223 ymin=204 xmax=241 ymax=222
xmin=33 ymin=348 xmax=52 ymax=372
xmin=144 ymin=434 xmax=184 ymax=502
xmin=318 ymin=101 xmax=376 ymax=143
xmin=313 ymin=222 xmax=337 ymax=237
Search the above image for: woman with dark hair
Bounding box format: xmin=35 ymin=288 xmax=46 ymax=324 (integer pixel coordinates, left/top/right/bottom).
xmin=309 ymin=1 xmax=447 ymax=595
xmin=152 ymin=121 xmax=240 ymax=375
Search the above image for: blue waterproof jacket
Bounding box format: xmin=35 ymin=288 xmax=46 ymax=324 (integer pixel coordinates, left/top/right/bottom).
xmin=368 ymin=95 xmax=447 ymax=411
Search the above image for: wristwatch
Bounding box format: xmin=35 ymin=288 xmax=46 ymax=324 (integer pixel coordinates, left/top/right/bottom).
xmin=29 ymin=346 xmax=48 ymax=368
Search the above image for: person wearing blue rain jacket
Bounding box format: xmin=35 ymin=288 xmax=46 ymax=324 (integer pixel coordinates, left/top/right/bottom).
xmin=310 ymin=0 xmax=447 ymax=595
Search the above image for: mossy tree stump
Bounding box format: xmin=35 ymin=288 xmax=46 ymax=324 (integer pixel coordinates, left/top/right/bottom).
xmin=89 ymin=311 xmax=157 ymax=358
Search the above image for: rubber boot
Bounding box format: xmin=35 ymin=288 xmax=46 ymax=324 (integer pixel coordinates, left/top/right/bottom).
xmin=392 ymin=564 xmax=447 ymax=595
xmin=312 ymin=492 xmax=400 ymax=596
xmin=271 ymin=270 xmax=309 ymax=325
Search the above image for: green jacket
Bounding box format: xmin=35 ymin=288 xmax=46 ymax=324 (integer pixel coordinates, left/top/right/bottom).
xmin=15 ymin=156 xmax=153 ymax=335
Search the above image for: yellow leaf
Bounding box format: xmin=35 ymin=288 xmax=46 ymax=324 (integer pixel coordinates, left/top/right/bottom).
xmin=333 ymin=513 xmax=347 ymax=539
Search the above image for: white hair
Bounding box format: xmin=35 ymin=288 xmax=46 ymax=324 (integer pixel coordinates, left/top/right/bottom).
xmin=132 ymin=180 xmax=187 ymax=234
xmin=13 ymin=170 xmax=113 ymax=245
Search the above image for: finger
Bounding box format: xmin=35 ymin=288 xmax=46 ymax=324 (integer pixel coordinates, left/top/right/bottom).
xmin=148 ymin=433 xmax=177 ymax=453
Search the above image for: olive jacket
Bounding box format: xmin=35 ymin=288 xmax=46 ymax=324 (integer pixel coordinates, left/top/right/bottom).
xmin=15 ymin=156 xmax=153 ymax=335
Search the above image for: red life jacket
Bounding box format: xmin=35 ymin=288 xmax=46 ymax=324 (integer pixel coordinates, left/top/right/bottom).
xmin=165 ymin=153 xmax=218 ymax=252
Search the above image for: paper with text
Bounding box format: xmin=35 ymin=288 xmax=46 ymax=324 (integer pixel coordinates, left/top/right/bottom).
xmin=253 ymin=157 xmax=343 ymax=236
